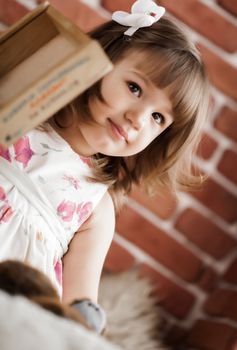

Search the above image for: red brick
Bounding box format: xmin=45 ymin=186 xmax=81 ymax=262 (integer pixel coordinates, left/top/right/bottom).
xmin=218 ymin=0 xmax=237 ymax=17
xmin=140 ymin=264 xmax=195 ymax=319
xmin=162 ymin=0 xmax=237 ymax=53
xmin=116 ymin=206 xmax=203 ymax=282
xmin=197 ymin=267 xmax=219 ymax=292
xmin=39 ymin=0 xmax=107 ymax=32
xmin=129 ymin=186 xmax=177 ymax=220
xmin=218 ymin=149 xmax=237 ymax=185
xmin=204 ymin=289 xmax=231 ymax=315
xmin=102 ymin=0 xmax=131 ymax=13
xmin=0 ymin=0 xmax=28 ymax=26
xmin=102 ymin=0 xmax=237 ymax=52
xmin=175 ymin=208 xmax=237 ymax=258
xmin=196 ymin=132 xmax=218 ymax=160
xmin=204 ymin=289 xmax=237 ymax=322
xmin=186 ymin=319 xmax=236 ymax=350
xmin=214 ymin=106 xmax=237 ymax=143
xmin=103 ymin=240 xmax=135 ymax=272
xmin=198 ymin=44 xmax=237 ymax=101
xmin=191 ymin=178 xmax=237 ymax=223
xmin=223 ymin=258 xmax=237 ymax=284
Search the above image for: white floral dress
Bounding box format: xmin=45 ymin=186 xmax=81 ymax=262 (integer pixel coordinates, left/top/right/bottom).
xmin=0 ymin=126 xmax=108 ymax=296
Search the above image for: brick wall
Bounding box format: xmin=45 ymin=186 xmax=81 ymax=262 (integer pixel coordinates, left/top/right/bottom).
xmin=1 ymin=1 xmax=237 ymax=349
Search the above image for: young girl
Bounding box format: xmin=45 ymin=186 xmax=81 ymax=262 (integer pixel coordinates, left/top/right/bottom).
xmin=0 ymin=0 xmax=209 ymax=333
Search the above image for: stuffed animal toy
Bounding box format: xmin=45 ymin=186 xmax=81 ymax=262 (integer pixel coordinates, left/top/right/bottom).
xmin=0 ymin=260 xmax=89 ymax=328
xmin=0 ymin=260 xmax=106 ymax=333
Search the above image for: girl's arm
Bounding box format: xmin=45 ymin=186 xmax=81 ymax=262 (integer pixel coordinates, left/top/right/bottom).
xmin=62 ymin=191 xmax=115 ymax=304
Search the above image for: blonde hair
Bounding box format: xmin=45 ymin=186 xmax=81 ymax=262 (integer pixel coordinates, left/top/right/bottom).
xmin=51 ymin=17 xmax=210 ymax=205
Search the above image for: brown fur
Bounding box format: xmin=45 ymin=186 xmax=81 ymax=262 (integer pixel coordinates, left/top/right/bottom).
xmin=0 ymin=260 xmax=89 ymax=328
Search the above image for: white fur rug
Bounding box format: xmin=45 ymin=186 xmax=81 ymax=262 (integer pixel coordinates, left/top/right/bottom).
xmin=0 ymin=291 xmax=121 ymax=350
xmin=0 ymin=269 xmax=167 ymax=350
xmin=100 ymin=269 xmax=167 ymax=350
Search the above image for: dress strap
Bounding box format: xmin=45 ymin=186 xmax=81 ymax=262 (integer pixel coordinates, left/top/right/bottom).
xmin=0 ymin=157 xmax=68 ymax=256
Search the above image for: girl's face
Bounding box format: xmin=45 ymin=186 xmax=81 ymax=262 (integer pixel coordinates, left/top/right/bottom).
xmin=77 ymin=53 xmax=174 ymax=157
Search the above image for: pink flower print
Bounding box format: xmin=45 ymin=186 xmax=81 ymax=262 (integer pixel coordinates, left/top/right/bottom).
xmin=80 ymin=156 xmax=92 ymax=168
xmin=0 ymin=186 xmax=6 ymax=201
xmin=0 ymin=144 xmax=11 ymax=162
xmin=54 ymin=259 xmax=62 ymax=286
xmin=57 ymin=200 xmax=76 ymax=222
xmin=62 ymin=175 xmax=81 ymax=190
xmin=0 ymin=204 xmax=13 ymax=223
xmin=77 ymin=202 xmax=93 ymax=226
xmin=14 ymin=136 xmax=34 ymax=168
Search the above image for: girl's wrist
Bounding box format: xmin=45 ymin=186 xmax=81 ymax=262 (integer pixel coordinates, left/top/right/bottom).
xmin=70 ymin=299 xmax=107 ymax=334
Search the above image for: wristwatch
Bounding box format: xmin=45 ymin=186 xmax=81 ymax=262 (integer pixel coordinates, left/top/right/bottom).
xmin=71 ymin=299 xmax=106 ymax=334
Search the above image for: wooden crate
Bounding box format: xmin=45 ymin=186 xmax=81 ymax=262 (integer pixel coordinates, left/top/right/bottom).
xmin=0 ymin=2 xmax=112 ymax=145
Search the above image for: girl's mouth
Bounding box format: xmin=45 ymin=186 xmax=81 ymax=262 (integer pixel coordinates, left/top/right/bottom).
xmin=108 ymin=119 xmax=128 ymax=142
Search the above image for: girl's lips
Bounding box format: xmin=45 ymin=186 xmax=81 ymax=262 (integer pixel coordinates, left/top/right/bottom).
xmin=108 ymin=119 xmax=128 ymax=142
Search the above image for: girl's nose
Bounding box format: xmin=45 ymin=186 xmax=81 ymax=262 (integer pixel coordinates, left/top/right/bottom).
xmin=124 ymin=107 xmax=148 ymax=130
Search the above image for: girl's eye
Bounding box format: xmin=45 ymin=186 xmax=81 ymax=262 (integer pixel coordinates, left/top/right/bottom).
xmin=152 ymin=112 xmax=165 ymax=125
xmin=127 ymin=82 xmax=142 ymax=97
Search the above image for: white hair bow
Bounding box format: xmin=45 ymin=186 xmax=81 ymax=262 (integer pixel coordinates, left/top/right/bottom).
xmin=112 ymin=0 xmax=165 ymax=36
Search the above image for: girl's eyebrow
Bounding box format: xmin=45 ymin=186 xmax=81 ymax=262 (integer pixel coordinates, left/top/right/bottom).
xmin=130 ymin=70 xmax=150 ymax=86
